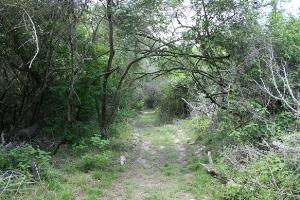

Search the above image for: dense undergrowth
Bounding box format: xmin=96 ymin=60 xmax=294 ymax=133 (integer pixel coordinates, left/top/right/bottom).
xmin=156 ymin=69 xmax=300 ymax=199
xmin=0 ymin=109 xmax=137 ymax=200
xmin=180 ymin=112 xmax=300 ymax=200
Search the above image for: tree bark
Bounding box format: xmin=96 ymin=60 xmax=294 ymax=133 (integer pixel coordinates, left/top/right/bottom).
xmin=100 ymin=0 xmax=115 ymax=137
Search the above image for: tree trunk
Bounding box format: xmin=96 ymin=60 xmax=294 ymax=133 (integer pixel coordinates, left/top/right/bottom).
xmin=100 ymin=0 xmax=115 ymax=137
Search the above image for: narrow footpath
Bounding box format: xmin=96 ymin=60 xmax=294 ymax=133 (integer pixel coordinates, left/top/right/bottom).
xmin=99 ymin=111 xmax=198 ymax=200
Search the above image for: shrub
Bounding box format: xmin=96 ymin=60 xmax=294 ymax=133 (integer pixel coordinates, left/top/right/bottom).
xmin=0 ymin=145 xmax=52 ymax=196
xmin=90 ymin=135 xmax=110 ymax=149
xmin=72 ymin=139 xmax=88 ymax=154
xmin=217 ymin=153 xmax=300 ymax=200
xmin=72 ymin=134 xmax=110 ymax=154
xmin=158 ymin=82 xmax=190 ymax=122
xmin=0 ymin=145 xmax=50 ymax=177
xmin=78 ymin=151 xmax=112 ymax=172
xmin=190 ymin=116 xmax=211 ymax=141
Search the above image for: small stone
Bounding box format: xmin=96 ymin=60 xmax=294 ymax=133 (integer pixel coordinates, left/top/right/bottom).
xmin=120 ymin=155 xmax=126 ymax=165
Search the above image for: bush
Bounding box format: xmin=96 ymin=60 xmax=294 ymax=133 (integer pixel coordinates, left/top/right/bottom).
xmin=158 ymin=81 xmax=190 ymax=122
xmin=207 ymin=105 xmax=296 ymax=148
xmin=78 ymin=151 xmax=112 ymax=172
xmin=217 ymin=153 xmax=300 ymax=200
xmin=73 ymin=134 xmax=111 ymax=154
xmin=190 ymin=107 xmax=299 ymax=199
xmin=0 ymin=145 xmax=50 ymax=177
xmin=0 ymin=145 xmax=52 ymax=196
xmin=90 ymin=135 xmax=110 ymax=149
xmin=189 ymin=116 xmax=211 ymax=141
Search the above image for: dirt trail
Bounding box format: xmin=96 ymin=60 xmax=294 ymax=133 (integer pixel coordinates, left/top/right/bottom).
xmin=99 ymin=111 xmax=197 ymax=200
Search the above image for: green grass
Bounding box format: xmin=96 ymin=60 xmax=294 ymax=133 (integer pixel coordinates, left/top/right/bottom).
xmin=5 ymin=110 xmax=221 ymax=200
xmin=134 ymin=111 xmax=159 ymax=127
xmin=5 ymin=154 xmax=122 ymax=200
xmin=0 ymin=119 xmax=137 ymax=200
xmin=142 ymin=127 xmax=176 ymax=145
xmin=191 ymin=169 xmax=220 ymax=199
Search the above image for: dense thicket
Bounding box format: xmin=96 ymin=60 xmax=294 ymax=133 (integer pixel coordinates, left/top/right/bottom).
xmin=0 ymin=0 xmax=169 ymax=144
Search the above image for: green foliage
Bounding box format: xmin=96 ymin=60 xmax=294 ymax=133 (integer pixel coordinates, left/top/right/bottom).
xmin=275 ymin=112 xmax=295 ymax=130
xmin=90 ymin=135 xmax=111 ymax=149
xmin=110 ymin=122 xmax=135 ymax=151
xmin=189 ymin=116 xmax=211 ymax=141
xmin=78 ymin=151 xmax=113 ymax=172
xmin=72 ymin=134 xmax=111 ymax=154
xmin=158 ymin=78 xmax=190 ymax=122
xmin=207 ymin=99 xmax=296 ymax=146
xmin=0 ymin=145 xmax=52 ymax=198
xmin=0 ymin=145 xmax=50 ymax=176
xmin=217 ymin=154 xmax=300 ymax=200
xmin=43 ymin=42 xmax=109 ymax=142
xmin=1 ymin=0 xmax=300 ymax=199
xmin=191 ymin=168 xmax=220 ymax=199
xmin=269 ymin=11 xmax=300 ymax=61
xmin=191 ymin=110 xmax=299 ymax=199
xmin=108 ymin=108 xmax=136 ymax=140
